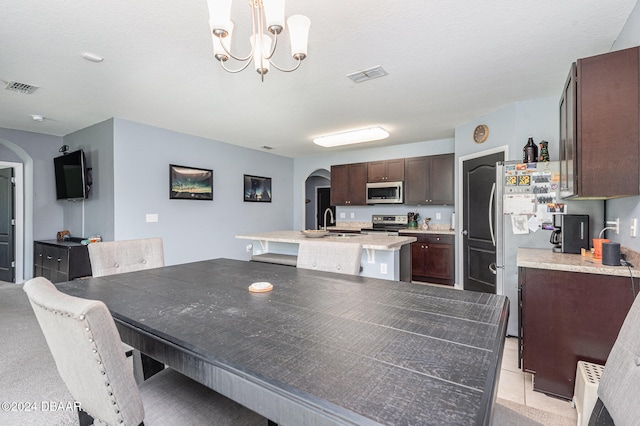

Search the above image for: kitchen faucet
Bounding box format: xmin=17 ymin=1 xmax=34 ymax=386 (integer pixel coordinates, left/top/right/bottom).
xmin=323 ymin=208 xmax=334 ymax=231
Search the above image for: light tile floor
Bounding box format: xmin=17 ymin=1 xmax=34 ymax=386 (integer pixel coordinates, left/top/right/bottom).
xmin=499 ymin=336 xmax=578 ymax=423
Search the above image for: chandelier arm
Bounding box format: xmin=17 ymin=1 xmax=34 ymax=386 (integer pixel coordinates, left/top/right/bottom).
xmin=220 ymin=59 xmax=254 ymax=74
xmin=268 ymin=56 xmax=303 ymax=73
xmin=263 ymin=33 xmax=278 ymax=60
xmin=219 ymin=41 xmax=255 ymax=63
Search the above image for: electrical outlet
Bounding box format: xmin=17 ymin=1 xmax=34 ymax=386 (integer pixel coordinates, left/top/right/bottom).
xmin=631 ymin=218 xmax=637 ymax=238
xmin=380 ymin=263 xmax=387 ymax=274
xmin=350 ymin=212 xmax=355 ymax=219
xmin=436 ymin=212 xmax=442 ymax=220
xmin=146 ymin=213 xmax=158 ymax=223
xmin=340 ymin=212 xmax=346 ymax=219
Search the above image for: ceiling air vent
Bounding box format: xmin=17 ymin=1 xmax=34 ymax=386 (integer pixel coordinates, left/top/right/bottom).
xmin=347 ymin=66 xmax=388 ymax=83
xmin=5 ymin=81 xmax=39 ymax=94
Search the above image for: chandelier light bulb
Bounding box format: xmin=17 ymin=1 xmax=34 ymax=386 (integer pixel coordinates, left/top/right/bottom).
xmin=205 ymin=0 xmax=309 ymax=81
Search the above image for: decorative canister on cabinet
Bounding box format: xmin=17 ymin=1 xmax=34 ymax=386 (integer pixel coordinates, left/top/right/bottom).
xmin=539 ymin=140 xmax=550 ymax=161
xmin=523 ymin=137 xmax=538 ymax=163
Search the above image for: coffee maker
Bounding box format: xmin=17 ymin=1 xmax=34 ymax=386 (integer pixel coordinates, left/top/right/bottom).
xmin=550 ymin=214 xmax=590 ymax=254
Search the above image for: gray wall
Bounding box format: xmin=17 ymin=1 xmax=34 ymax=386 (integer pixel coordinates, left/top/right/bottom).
xmin=111 ymin=119 xmax=294 ymax=265
xmin=62 ymin=119 xmax=115 ymax=241
xmin=0 ymin=128 xmax=64 ymax=280
xmin=604 ymin=0 xmax=640 ymax=253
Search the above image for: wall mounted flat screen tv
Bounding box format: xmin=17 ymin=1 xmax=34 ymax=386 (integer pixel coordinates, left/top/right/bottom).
xmin=54 ymin=149 xmax=89 ymax=200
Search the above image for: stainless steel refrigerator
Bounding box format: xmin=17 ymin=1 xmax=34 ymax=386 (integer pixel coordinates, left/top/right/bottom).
xmin=494 ymin=160 xmax=603 ymax=336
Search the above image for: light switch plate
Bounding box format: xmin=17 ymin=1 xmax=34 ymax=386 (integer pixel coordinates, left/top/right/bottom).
xmin=146 ymin=214 xmax=158 ymax=223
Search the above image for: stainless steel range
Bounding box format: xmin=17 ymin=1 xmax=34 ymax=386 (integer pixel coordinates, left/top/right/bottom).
xmin=360 ymin=215 xmax=408 ymax=235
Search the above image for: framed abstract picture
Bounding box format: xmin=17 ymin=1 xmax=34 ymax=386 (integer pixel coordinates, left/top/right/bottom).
xmin=169 ymin=165 xmax=213 ymax=200
xmin=243 ymin=174 xmax=272 ymax=202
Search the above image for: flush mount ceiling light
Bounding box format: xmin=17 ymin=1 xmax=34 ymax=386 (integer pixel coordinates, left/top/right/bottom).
xmin=206 ymin=0 xmax=310 ymax=82
xmin=313 ymin=127 xmax=389 ymax=148
xmin=82 ymin=52 xmax=104 ymax=62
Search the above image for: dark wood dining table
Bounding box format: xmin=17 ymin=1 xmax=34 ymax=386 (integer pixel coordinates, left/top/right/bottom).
xmin=56 ymin=258 xmax=508 ymax=425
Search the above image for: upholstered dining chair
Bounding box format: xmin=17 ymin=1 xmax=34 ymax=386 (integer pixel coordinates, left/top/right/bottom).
xmin=23 ymin=277 xmax=266 ymax=426
xmin=87 ymin=237 xmax=166 ymax=383
xmin=87 ymin=237 xmax=165 ymax=277
xmin=296 ymin=240 xmax=363 ymax=275
xmin=587 ymin=293 xmax=640 ymax=425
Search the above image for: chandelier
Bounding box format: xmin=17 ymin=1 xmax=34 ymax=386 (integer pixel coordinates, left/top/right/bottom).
xmin=206 ymin=0 xmax=311 ymax=81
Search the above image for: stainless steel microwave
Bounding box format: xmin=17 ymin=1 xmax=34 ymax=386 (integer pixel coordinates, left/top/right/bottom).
xmin=366 ymin=181 xmax=403 ymax=204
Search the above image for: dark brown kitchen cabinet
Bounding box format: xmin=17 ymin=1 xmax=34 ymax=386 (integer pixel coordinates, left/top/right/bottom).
xmin=559 ymin=46 xmax=640 ymax=199
xmin=34 ymin=240 xmax=92 ymax=283
xmin=367 ymin=159 xmax=405 ymax=182
xmin=330 ymin=163 xmax=367 ymax=206
xmin=401 ymin=233 xmax=454 ymax=285
xmin=404 ymin=154 xmax=454 ymax=205
xmin=520 ymin=267 xmax=634 ymax=400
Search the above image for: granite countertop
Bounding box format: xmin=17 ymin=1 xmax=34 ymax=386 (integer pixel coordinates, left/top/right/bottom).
xmin=517 ymin=247 xmax=640 ymax=278
xmin=236 ymin=230 xmax=416 ymax=251
xmin=398 ymin=227 xmax=455 ymax=235
xmin=326 ymin=222 xmax=456 ymax=235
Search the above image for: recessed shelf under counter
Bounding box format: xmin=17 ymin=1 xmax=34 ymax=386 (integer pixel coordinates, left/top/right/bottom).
xmin=236 ymin=231 xmax=416 ymax=281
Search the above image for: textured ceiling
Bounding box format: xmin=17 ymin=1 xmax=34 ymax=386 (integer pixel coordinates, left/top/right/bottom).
xmin=0 ymin=0 xmax=637 ymax=157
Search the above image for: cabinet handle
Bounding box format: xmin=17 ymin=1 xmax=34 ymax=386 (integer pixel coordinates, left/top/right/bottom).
xmin=46 ymin=256 xmax=52 ymax=260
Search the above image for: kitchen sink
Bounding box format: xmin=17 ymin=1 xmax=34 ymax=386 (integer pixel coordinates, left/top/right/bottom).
xmin=327 ymin=233 xmax=359 ymax=238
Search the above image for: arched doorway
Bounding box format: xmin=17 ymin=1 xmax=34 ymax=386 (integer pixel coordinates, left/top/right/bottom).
xmin=304 ymin=169 xmax=333 ymax=230
xmin=0 ymin=138 xmax=33 ymax=283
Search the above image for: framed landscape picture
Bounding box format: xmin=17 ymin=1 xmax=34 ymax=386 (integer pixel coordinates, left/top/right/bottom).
xmin=244 ymin=174 xmax=272 ymax=202
xmin=169 ymin=164 xmax=213 ymax=200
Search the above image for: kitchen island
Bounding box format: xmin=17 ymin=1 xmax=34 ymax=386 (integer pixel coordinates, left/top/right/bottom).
xmin=236 ymin=230 xmax=416 ymax=281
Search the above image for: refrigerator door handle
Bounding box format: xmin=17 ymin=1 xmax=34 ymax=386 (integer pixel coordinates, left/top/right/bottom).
xmin=489 ymin=182 xmax=496 ymax=247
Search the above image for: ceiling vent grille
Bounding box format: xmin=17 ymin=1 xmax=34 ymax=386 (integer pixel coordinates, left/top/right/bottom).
xmin=5 ymin=81 xmax=39 ymax=94
xmin=347 ymin=66 xmax=388 ymax=83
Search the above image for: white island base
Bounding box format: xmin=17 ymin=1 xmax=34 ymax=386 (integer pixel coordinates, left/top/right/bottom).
xmin=236 ymin=231 xmax=416 ymax=282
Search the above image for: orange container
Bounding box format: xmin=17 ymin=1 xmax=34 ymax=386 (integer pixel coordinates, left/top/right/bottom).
xmin=593 ymin=238 xmax=610 ymax=260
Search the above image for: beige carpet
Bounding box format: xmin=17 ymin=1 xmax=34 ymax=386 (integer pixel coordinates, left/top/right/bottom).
xmin=0 ymin=282 xmax=77 ymax=425
xmin=497 ymin=398 xmax=576 ymax=426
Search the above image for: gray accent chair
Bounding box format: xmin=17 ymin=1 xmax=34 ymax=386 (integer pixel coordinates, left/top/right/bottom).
xmin=87 ymin=237 xmax=165 ymax=277
xmin=588 ymin=293 xmax=640 ymax=426
xmin=88 ymin=237 xmax=166 ymax=383
xmin=296 ymin=240 xmax=362 ymax=275
xmin=23 ymin=277 xmax=265 ymax=426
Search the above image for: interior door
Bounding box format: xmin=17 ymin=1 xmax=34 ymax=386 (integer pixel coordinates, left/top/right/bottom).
xmin=317 ymin=187 xmax=334 ymax=229
xmin=0 ymin=167 xmax=15 ymax=282
xmin=462 ymin=151 xmax=504 ymax=293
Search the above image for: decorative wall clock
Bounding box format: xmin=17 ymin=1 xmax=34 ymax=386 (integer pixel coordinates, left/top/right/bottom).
xmin=473 ymin=124 xmax=489 ymax=144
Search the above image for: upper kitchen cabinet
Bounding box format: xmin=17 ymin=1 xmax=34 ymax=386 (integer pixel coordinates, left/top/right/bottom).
xmin=560 ymin=46 xmax=640 ymax=199
xmin=404 ymin=154 xmax=454 ymax=205
xmin=367 ymin=159 xmax=405 ymax=182
xmin=330 ymin=163 xmax=367 ymax=206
